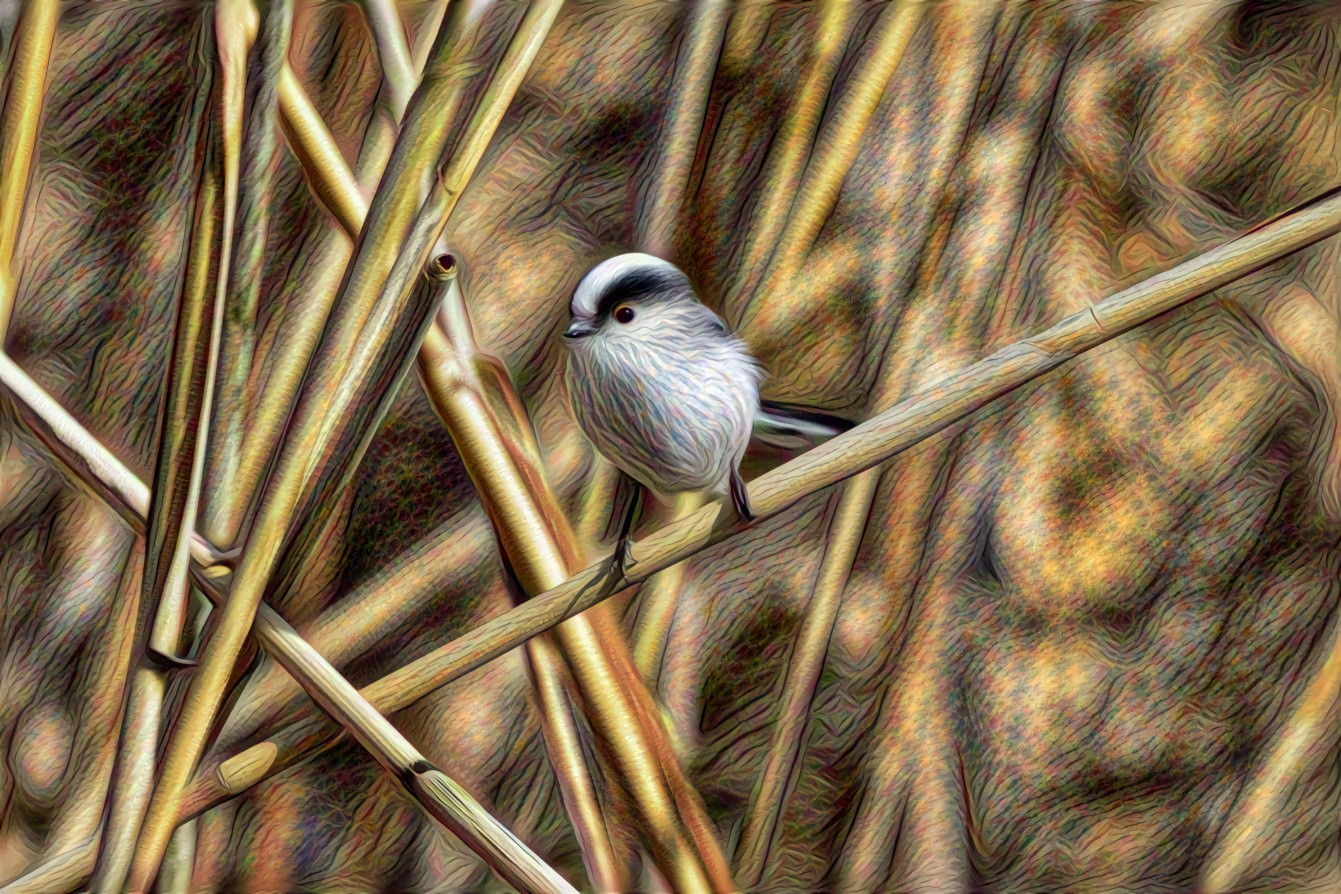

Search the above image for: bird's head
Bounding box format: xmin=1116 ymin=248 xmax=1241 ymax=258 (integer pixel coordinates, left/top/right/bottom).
xmin=562 ymin=252 xmax=725 ymax=348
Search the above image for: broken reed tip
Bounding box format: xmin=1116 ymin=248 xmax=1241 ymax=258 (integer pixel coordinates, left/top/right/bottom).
xmin=429 ymin=253 xmax=457 ymax=281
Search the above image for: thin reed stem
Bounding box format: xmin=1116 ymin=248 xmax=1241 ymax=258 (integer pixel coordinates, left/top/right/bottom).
xmin=92 ymin=82 xmax=222 ymax=894
xmin=732 ymin=468 xmax=876 ymax=885
xmin=743 ymin=0 xmax=923 ymax=336
xmin=0 ymin=0 xmax=58 ymax=341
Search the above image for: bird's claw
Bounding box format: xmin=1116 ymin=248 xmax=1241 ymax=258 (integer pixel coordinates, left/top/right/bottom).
xmin=610 ymin=533 xmax=633 ymax=580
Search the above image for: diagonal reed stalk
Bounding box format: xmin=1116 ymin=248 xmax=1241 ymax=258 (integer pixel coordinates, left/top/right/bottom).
xmin=278 ymin=65 xmax=368 ymax=236
xmin=198 ymin=0 xmax=274 ymax=552
xmin=360 ymin=0 xmax=416 ymax=120
xmin=731 ymin=469 xmax=876 ymax=883
xmin=91 ymin=73 xmax=223 ymax=894
xmin=0 ymin=0 xmax=58 ymax=342
xmin=638 ymin=0 xmax=730 ymax=260
xmin=741 ymin=0 xmax=923 ymax=335
xmin=730 ymin=4 xmax=923 ymax=882
xmin=387 ymin=3 xmax=735 ymax=884
xmin=127 ymin=2 xmax=287 ymax=886
xmin=422 ymin=265 xmax=626 ymax=891
xmin=728 ymin=0 xmax=856 ymax=310
xmin=186 ymin=185 xmax=1341 ymax=820
xmin=0 ymin=337 xmax=573 ymax=894
xmin=1197 ymin=577 xmax=1341 ymax=891
xmin=204 ymin=5 xmax=462 ymax=767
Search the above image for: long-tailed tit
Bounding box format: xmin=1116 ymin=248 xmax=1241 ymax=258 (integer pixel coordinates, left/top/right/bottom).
xmin=562 ymin=252 xmax=850 ymax=574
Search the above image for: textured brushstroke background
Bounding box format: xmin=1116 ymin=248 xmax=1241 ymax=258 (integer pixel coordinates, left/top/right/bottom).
xmin=1 ymin=0 xmax=1339 ymax=890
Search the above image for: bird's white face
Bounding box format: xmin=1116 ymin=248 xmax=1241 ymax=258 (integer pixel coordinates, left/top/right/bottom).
xmin=562 ymin=252 xmax=723 ymax=355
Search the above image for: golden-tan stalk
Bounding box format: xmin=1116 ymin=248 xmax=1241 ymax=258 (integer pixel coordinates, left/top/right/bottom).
xmin=191 ymin=185 xmax=1341 ymax=813
xmin=224 ymin=0 xmax=449 ymax=574
xmin=128 ymin=2 xmax=525 ymax=883
xmin=425 ymin=267 xmax=626 ymax=891
xmin=197 ymin=0 xmax=265 ymax=550
xmin=731 ymin=0 xmax=856 ymax=306
xmin=0 ymin=0 xmax=58 ymax=341
xmin=639 ymin=0 xmax=731 ymax=258
xmin=278 ymin=66 xmax=368 ymax=236
xmin=92 ymin=104 xmax=223 ymax=894
xmin=743 ymin=0 xmax=922 ymax=335
xmin=0 ymin=839 xmax=96 ymax=894
xmin=1198 ymin=589 xmax=1341 ymax=891
xmin=412 ymin=0 xmax=453 ymax=75
xmin=732 ymin=468 xmax=877 ymax=884
xmin=360 ymin=0 xmax=417 ymax=119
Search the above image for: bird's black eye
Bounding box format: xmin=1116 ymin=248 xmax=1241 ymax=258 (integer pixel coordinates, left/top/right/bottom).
xmin=614 ymin=305 xmax=635 ymax=324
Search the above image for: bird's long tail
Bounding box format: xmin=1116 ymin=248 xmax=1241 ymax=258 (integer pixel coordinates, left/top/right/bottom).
xmin=752 ymin=399 xmax=855 ymax=450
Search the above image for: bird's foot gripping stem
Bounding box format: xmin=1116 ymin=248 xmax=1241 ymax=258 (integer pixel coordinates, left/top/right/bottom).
xmin=729 ymin=467 xmax=754 ymax=523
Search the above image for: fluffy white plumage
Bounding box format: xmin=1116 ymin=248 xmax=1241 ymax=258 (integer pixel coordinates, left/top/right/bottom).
xmin=562 ymin=253 xmax=761 ymax=508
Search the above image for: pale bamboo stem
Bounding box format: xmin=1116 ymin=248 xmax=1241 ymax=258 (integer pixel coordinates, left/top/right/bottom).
xmin=0 ymin=0 xmax=58 ymax=341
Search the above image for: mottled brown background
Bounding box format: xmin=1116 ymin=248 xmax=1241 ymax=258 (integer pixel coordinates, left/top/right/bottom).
xmin=1 ymin=1 xmax=1340 ymax=890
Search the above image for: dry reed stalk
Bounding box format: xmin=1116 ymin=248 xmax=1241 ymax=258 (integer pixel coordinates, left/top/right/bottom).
xmin=126 ymin=2 xmax=484 ymax=882
xmin=278 ymin=65 xmax=368 ymax=236
xmin=126 ymin=261 xmax=437 ymax=886
xmin=1197 ymin=583 xmax=1341 ymax=892
xmin=91 ymin=97 xmax=223 ymax=894
xmin=629 ymin=492 xmax=705 ymax=682
xmin=126 ymin=4 xmax=288 ymax=885
xmin=208 ymin=508 xmax=495 ymax=753
xmin=412 ymin=0 xmax=453 ymax=75
xmin=523 ymin=624 xmax=626 ymax=891
xmin=222 ymin=0 xmax=486 ymax=543
xmin=188 ymin=185 xmax=1341 ymax=813
xmin=197 ymin=0 xmax=268 ymax=550
xmin=730 ymin=0 xmax=856 ymax=307
xmin=417 ymin=323 xmax=728 ymax=892
xmin=732 ymin=468 xmax=877 ymax=884
xmin=157 ymin=825 xmax=197 ymax=894
xmin=742 ymin=0 xmax=922 ymax=335
xmin=426 ymin=266 xmax=625 ymax=891
xmin=0 ymin=342 xmax=576 ymax=892
xmin=0 ymin=838 xmax=96 ymax=894
xmin=638 ymin=0 xmax=730 ymax=259
xmin=0 ymin=0 xmax=58 ymax=341
xmin=360 ymin=0 xmax=416 ymax=119
xmin=730 ymin=6 xmax=923 ymax=878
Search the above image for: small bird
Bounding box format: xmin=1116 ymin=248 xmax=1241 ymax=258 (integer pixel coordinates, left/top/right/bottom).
xmin=562 ymin=252 xmax=850 ymax=574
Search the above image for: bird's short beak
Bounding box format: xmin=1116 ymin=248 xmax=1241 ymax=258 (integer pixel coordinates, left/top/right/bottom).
xmin=564 ymin=319 xmax=598 ymax=339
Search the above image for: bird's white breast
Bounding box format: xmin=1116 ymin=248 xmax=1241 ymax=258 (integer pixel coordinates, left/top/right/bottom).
xmin=566 ymin=329 xmax=758 ymax=500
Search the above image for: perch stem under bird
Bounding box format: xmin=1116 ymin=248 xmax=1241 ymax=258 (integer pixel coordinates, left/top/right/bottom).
xmin=561 ymin=252 xmax=853 ymax=578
